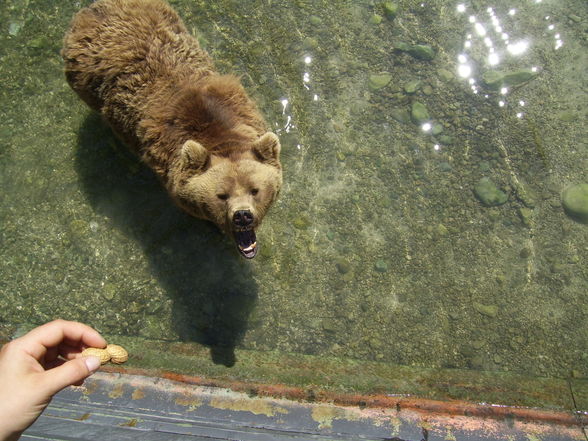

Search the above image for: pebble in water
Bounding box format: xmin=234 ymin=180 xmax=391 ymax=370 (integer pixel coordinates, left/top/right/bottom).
xmin=561 ymin=183 xmax=588 ymax=223
xmin=407 ymin=44 xmax=435 ymax=61
xmin=382 ymin=2 xmax=398 ymax=20
xmin=369 ymin=73 xmax=392 ymax=91
xmin=374 ymin=260 xmax=388 ymax=273
xmin=474 ymin=177 xmax=508 ymax=207
xmin=411 ymin=101 xmax=430 ymax=124
xmin=403 ymin=80 xmax=421 ymax=94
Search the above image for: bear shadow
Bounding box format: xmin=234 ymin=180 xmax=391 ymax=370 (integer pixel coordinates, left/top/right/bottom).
xmin=75 ymin=112 xmax=257 ymax=367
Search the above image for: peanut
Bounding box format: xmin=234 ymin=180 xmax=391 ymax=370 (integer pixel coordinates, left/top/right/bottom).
xmin=106 ymin=344 xmax=128 ymax=364
xmin=81 ymin=347 xmax=110 ymax=364
xmin=81 ymin=344 xmax=129 ymax=365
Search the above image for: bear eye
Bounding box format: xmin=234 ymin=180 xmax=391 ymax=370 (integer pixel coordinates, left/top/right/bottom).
xmin=251 ymin=188 xmax=259 ymax=196
xmin=217 ymin=194 xmax=229 ymax=200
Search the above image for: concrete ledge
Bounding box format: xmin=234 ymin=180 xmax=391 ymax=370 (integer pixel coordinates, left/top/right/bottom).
xmin=23 ymin=372 xmax=587 ymax=441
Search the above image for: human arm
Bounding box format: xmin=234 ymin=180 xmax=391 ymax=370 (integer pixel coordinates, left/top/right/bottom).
xmin=0 ymin=319 xmax=105 ymax=441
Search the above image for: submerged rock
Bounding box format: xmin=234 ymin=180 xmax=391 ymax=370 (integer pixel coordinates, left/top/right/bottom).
xmin=369 ymin=73 xmax=392 ymax=91
xmin=374 ymin=260 xmax=388 ymax=273
xmin=382 ymin=2 xmax=398 ymax=19
xmin=518 ymin=207 xmax=534 ymax=228
xmin=390 ymin=108 xmax=411 ymax=124
xmin=481 ymin=70 xmax=504 ymax=90
xmin=403 ymin=80 xmax=421 ymax=94
xmin=438 ymin=161 xmax=452 ymax=172
xmin=473 ymin=301 xmax=498 ymax=318
xmin=474 ymin=177 xmax=508 ymax=207
xmin=411 ymin=101 xmax=430 ymax=124
xmin=8 ymin=22 xmax=23 ymax=36
xmin=439 ymin=135 xmax=454 ymax=145
xmin=293 ymin=215 xmax=310 ymax=229
xmin=369 ymin=14 xmax=383 ymax=25
xmin=561 ymin=183 xmax=588 ymax=223
xmin=435 ymin=223 xmax=449 ymax=236
xmin=407 ymin=44 xmax=435 ymax=61
xmin=438 ymin=68 xmax=454 ymax=82
xmin=27 ymin=36 xmax=51 ymax=50
xmin=309 ymin=15 xmax=322 ymax=26
xmin=302 ymin=37 xmax=319 ymax=50
xmin=431 ymin=123 xmax=443 ymax=135
xmin=503 ymin=69 xmax=537 ymax=86
xmin=335 ymin=258 xmax=352 ymax=274
xmin=481 ymin=69 xmax=537 ymax=90
xmin=394 ymin=43 xmax=435 ymax=61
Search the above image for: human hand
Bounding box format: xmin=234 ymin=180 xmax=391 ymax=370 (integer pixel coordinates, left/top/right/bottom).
xmin=0 ymin=319 xmax=106 ymax=441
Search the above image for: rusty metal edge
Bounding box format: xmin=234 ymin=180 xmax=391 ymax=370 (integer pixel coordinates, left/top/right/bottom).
xmin=100 ymin=365 xmax=587 ymax=428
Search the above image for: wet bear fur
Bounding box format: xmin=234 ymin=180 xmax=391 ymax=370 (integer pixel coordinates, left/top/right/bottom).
xmin=62 ymin=0 xmax=282 ymax=258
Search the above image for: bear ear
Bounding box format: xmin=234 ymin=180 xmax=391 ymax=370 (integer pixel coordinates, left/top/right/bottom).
xmin=180 ymin=140 xmax=209 ymax=172
xmin=252 ymin=132 xmax=281 ymax=166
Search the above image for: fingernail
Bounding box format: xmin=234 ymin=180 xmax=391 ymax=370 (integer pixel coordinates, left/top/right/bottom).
xmin=85 ymin=356 xmax=101 ymax=373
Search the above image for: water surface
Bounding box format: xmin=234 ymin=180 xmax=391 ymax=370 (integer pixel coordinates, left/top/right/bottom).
xmin=1 ymin=0 xmax=587 ymax=381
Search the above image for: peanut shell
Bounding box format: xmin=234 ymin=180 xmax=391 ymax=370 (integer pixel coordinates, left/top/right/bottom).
xmin=81 ymin=347 xmax=110 ymax=364
xmin=106 ymin=344 xmax=128 ymax=364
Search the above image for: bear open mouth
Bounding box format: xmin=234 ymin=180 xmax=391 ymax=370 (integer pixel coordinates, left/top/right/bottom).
xmin=234 ymin=228 xmax=257 ymax=259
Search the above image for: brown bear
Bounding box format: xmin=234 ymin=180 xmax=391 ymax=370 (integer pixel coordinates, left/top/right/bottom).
xmin=62 ymin=0 xmax=282 ymax=259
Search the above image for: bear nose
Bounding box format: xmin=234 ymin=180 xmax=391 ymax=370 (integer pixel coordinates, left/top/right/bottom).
xmin=233 ymin=210 xmax=254 ymax=228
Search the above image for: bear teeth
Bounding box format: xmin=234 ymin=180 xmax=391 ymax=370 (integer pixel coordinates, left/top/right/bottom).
xmin=240 ymin=242 xmax=256 ymax=253
xmin=239 ymin=242 xmax=257 ymax=258
xmin=235 ymin=228 xmax=257 ymax=258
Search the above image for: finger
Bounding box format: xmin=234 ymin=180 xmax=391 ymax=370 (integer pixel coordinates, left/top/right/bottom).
xmin=17 ymin=320 xmax=106 ymax=360
xmin=42 ymin=346 xmax=60 ymax=366
xmin=61 ymin=336 xmax=101 ymax=349
xmin=57 ymin=342 xmax=86 ymax=361
xmin=43 ymin=342 xmax=87 ymax=367
xmin=44 ymin=357 xmax=66 ymax=370
xmin=40 ymin=356 xmax=101 ymax=396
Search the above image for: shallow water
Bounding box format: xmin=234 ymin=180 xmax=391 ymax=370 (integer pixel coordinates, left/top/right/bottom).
xmin=1 ymin=0 xmax=587 ymax=382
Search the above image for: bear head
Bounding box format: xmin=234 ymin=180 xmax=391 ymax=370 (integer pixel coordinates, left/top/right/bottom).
xmin=171 ymin=132 xmax=282 ymax=259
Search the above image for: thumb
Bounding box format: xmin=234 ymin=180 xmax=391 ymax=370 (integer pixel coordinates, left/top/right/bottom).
xmin=41 ymin=356 xmax=101 ymax=396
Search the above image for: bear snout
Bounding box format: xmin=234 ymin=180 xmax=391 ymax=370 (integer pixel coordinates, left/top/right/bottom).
xmin=233 ymin=210 xmax=254 ymax=229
